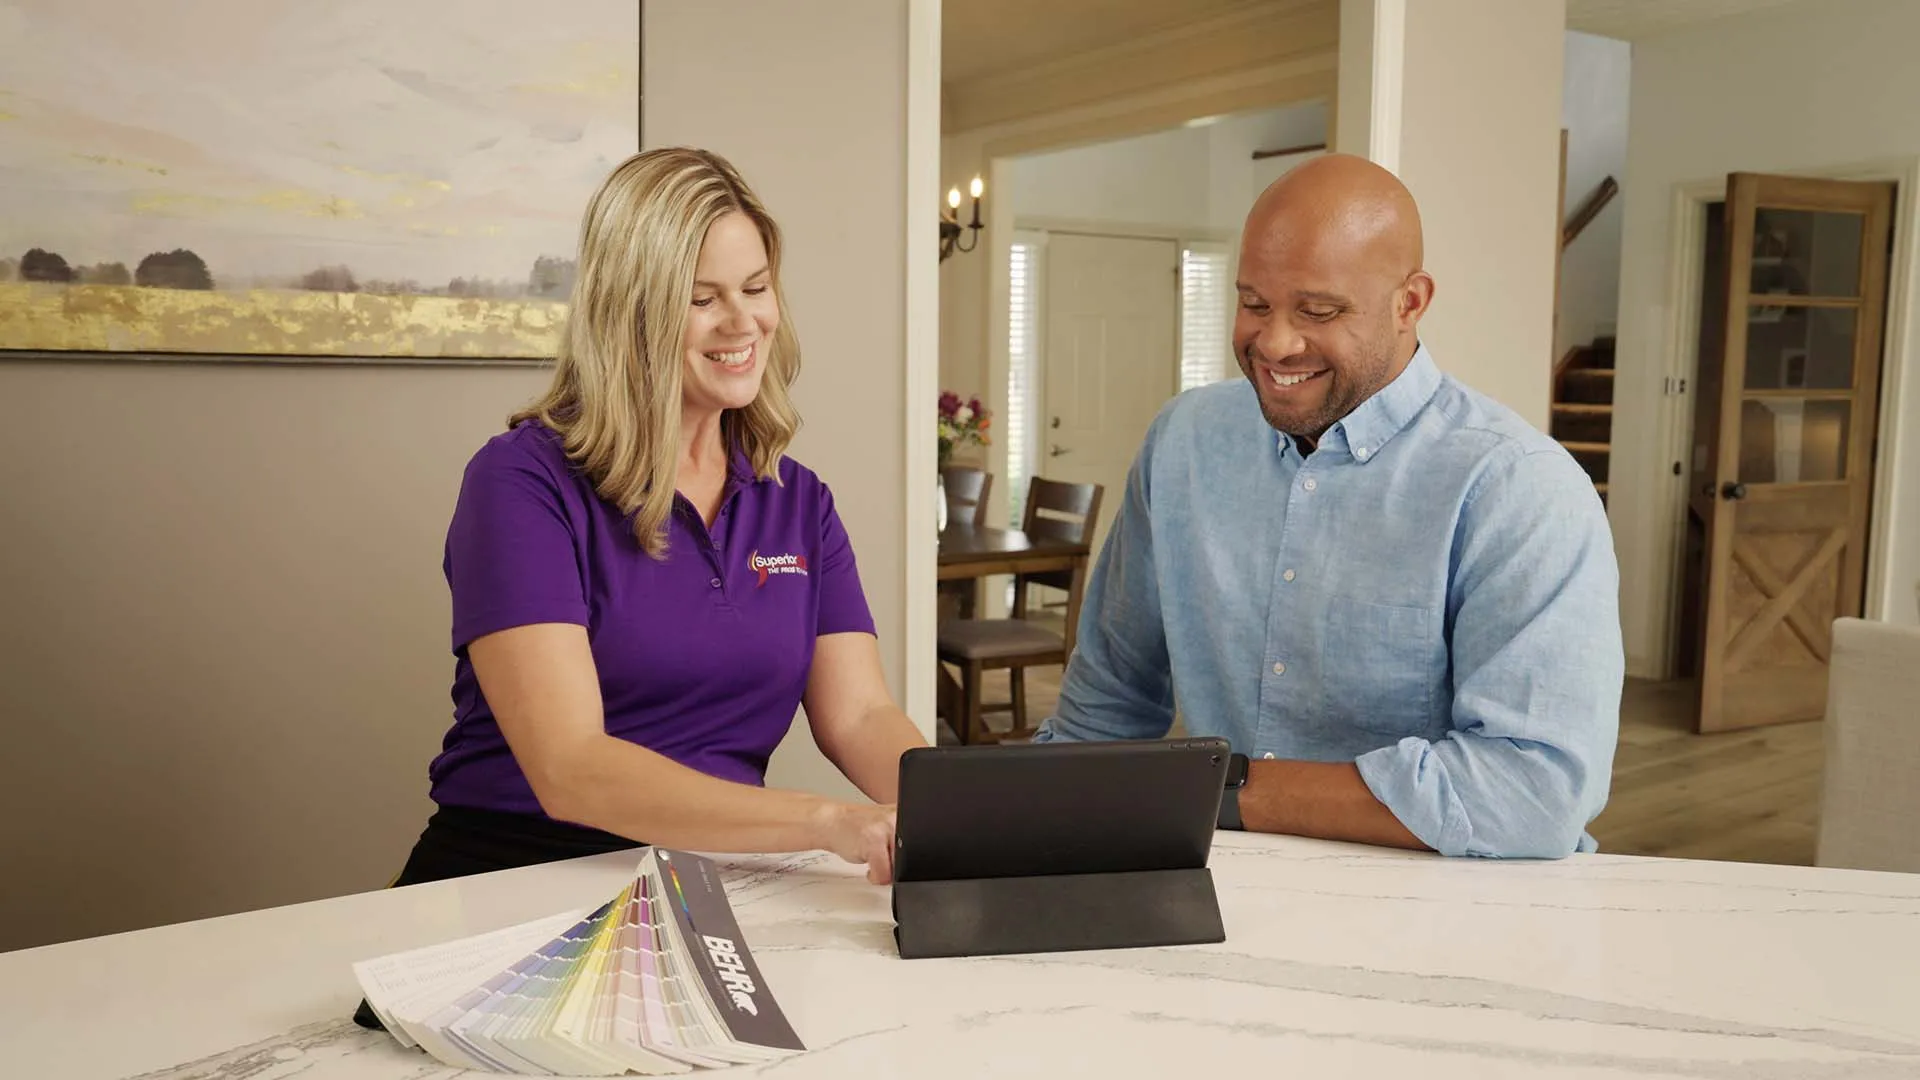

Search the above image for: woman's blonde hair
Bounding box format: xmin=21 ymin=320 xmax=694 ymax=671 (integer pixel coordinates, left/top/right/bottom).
xmin=511 ymin=147 xmax=802 ymax=557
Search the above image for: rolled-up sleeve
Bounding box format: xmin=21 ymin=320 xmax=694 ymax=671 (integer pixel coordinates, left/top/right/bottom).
xmin=1355 ymin=447 xmax=1624 ymax=858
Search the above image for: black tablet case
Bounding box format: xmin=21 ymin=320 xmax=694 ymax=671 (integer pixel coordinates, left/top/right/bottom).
xmin=890 ymin=739 xmax=1229 ymax=959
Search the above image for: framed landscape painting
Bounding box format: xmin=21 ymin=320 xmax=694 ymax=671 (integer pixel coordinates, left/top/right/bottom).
xmin=0 ymin=0 xmax=641 ymax=362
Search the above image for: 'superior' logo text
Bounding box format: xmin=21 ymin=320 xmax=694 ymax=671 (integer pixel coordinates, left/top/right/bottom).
xmin=748 ymin=550 xmax=809 ymax=586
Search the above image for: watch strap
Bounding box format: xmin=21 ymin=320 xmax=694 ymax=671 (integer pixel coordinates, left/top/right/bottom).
xmin=1217 ymin=752 xmax=1249 ymax=831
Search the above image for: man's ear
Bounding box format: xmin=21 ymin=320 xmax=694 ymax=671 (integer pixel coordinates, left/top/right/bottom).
xmin=1399 ymin=271 xmax=1436 ymax=326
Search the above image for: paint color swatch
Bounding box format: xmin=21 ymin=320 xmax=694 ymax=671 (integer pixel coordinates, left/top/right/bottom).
xmin=354 ymin=849 xmax=804 ymax=1075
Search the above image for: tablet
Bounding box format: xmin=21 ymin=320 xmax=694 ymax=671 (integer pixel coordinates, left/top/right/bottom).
xmin=892 ymin=736 xmax=1231 ymax=884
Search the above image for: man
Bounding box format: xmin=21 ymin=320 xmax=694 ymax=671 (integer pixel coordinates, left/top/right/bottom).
xmin=1033 ymin=154 xmax=1623 ymax=859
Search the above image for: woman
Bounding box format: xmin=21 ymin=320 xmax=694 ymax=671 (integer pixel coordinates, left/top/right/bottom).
xmin=397 ymin=147 xmax=926 ymax=893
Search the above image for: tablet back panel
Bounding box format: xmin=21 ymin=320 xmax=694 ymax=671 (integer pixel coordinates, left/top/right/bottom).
xmin=893 ymin=738 xmax=1230 ymax=882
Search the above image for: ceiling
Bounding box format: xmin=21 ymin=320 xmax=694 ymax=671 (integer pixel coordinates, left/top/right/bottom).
xmin=942 ymin=0 xmax=1276 ymax=84
xmin=1566 ymin=0 xmax=1807 ymax=40
xmin=943 ymin=0 xmax=1815 ymax=85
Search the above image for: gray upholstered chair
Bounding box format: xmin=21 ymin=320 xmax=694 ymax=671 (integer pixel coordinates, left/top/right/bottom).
xmin=1814 ymin=617 xmax=1920 ymax=874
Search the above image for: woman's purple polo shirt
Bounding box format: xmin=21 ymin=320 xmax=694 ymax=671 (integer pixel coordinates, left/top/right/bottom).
xmin=427 ymin=421 xmax=876 ymax=818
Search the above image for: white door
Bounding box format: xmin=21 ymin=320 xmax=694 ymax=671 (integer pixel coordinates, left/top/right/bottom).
xmin=1042 ymin=233 xmax=1179 ymax=559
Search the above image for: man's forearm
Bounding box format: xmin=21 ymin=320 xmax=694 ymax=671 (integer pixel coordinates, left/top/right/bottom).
xmin=1239 ymin=759 xmax=1431 ymax=851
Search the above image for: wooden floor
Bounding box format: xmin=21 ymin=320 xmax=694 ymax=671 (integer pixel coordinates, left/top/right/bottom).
xmin=948 ymin=664 xmax=1825 ymax=867
xmin=1589 ymin=677 xmax=1824 ymax=865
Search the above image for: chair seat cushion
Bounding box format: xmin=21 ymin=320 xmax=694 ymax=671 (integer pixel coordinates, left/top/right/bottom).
xmin=935 ymin=617 xmax=1065 ymax=661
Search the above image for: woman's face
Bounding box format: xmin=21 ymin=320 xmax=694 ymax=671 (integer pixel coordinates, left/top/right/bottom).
xmin=680 ymin=210 xmax=779 ymax=418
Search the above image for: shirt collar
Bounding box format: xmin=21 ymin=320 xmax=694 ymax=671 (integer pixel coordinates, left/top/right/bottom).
xmin=728 ymin=444 xmax=752 ymax=479
xmin=726 ymin=442 xmax=768 ymax=492
xmin=1276 ymin=342 xmax=1442 ymax=465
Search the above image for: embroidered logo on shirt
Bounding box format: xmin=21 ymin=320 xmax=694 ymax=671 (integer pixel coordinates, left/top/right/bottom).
xmin=748 ymin=550 xmax=809 ymax=586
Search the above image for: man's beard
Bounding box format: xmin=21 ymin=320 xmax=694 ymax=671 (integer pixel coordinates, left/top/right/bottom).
xmin=1244 ymin=342 xmax=1394 ymax=441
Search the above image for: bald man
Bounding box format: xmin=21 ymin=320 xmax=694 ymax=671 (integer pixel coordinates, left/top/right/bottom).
xmin=1033 ymin=155 xmax=1623 ymax=859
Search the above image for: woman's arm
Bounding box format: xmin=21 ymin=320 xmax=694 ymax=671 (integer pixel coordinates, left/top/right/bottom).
xmin=802 ymin=631 xmax=929 ymax=804
xmin=471 ymin=622 xmax=898 ymax=881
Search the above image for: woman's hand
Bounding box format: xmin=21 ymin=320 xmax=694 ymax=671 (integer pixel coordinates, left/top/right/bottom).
xmin=816 ymin=802 xmax=898 ymax=885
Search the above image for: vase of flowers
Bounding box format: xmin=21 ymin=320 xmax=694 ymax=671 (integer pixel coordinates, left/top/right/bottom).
xmin=937 ymin=391 xmax=990 ymax=535
xmin=937 ymin=390 xmax=991 ymax=471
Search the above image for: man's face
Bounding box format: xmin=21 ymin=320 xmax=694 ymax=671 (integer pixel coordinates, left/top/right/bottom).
xmin=1232 ymin=228 xmax=1411 ymax=442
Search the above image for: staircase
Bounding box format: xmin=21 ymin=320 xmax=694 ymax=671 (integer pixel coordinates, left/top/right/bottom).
xmin=1552 ymin=336 xmax=1615 ymax=507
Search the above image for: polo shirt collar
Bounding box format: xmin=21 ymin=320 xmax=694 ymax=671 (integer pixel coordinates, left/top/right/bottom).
xmin=1275 ymin=342 xmax=1442 ymax=464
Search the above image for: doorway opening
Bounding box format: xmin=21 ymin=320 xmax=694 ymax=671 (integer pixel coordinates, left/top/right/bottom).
xmin=1666 ymin=176 xmax=1898 ymax=733
xmin=984 ymin=101 xmax=1326 ymax=619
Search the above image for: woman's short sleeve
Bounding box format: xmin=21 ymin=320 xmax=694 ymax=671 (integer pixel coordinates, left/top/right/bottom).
xmin=443 ymin=434 xmax=591 ymax=652
xmin=815 ymin=483 xmax=877 ymax=637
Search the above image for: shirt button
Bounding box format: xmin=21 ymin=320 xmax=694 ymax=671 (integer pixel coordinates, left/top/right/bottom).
xmin=1272 ymin=661 xmax=1286 ymax=676
xmin=1355 ymin=447 xmax=1370 ymax=460
xmin=1262 ymin=752 xmax=1276 ymax=760
xmin=709 ymin=577 xmax=722 ymax=589
xmin=1303 ymin=477 xmax=1318 ymax=492
xmin=1282 ymin=569 xmax=1296 ymax=582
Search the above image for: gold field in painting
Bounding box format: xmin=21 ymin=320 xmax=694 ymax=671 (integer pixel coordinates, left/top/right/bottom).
xmin=0 ymin=283 xmax=565 ymax=358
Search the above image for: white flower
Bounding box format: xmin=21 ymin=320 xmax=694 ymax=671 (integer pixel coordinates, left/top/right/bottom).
xmin=954 ymin=405 xmax=973 ymax=424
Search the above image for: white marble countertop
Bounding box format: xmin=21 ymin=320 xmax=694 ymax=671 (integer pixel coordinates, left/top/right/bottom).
xmin=4 ymin=832 xmax=1919 ymax=1079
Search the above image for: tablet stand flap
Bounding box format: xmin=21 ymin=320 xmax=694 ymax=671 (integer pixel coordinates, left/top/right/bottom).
xmin=891 ymin=867 xmax=1224 ymax=960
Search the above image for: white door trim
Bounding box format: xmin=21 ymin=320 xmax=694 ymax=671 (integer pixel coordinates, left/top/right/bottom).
xmin=901 ymin=0 xmax=941 ymax=733
xmin=1650 ymin=157 xmax=1920 ymax=675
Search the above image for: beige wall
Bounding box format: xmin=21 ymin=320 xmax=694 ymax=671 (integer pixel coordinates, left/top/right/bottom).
xmin=1612 ymin=0 xmax=1920 ymax=678
xmin=938 ymin=131 xmax=995 ymax=422
xmin=1396 ymin=0 xmax=1564 ymax=429
xmin=645 ymin=0 xmax=940 ymax=800
xmin=1336 ymin=0 xmax=1564 ymax=428
xmin=0 ymin=360 xmax=547 ymax=951
xmin=0 ymin=0 xmax=938 ymax=953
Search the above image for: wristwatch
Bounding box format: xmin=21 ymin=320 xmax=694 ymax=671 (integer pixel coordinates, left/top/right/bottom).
xmin=1217 ymin=752 xmax=1250 ymax=830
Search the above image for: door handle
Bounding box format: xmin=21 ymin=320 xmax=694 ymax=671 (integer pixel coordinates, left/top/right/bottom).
xmin=1048 ymin=444 xmax=1071 ymax=458
xmin=1720 ymin=482 xmax=1748 ymax=501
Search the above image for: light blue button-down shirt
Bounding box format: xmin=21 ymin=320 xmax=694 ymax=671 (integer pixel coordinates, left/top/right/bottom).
xmin=1034 ymin=345 xmax=1623 ymax=858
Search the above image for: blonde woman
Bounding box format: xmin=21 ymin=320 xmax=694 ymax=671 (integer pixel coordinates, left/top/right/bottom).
xmin=398 ymin=148 xmax=924 ymax=892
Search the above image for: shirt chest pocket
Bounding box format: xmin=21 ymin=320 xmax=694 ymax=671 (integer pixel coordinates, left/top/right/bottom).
xmin=1320 ymin=597 xmax=1441 ymax=737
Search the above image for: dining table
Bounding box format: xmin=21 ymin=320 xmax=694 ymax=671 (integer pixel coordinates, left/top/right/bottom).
xmin=4 ymin=831 xmax=1918 ymax=1078
xmin=935 ymin=521 xmax=1089 ymax=583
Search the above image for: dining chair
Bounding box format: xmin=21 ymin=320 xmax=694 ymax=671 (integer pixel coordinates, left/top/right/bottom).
xmin=941 ymin=465 xmax=992 ymax=529
xmin=1814 ymin=617 xmax=1920 ymax=874
xmin=935 ymin=477 xmax=1104 ymax=744
xmin=937 ymin=466 xmax=993 ymax=618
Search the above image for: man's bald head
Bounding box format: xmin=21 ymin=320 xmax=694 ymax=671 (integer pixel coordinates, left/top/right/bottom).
xmin=1246 ymin=153 xmax=1425 ymax=286
xmin=1231 ymin=153 xmax=1436 ymax=441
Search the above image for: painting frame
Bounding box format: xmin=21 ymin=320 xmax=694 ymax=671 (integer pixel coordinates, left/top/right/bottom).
xmin=0 ymin=0 xmax=643 ymax=368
